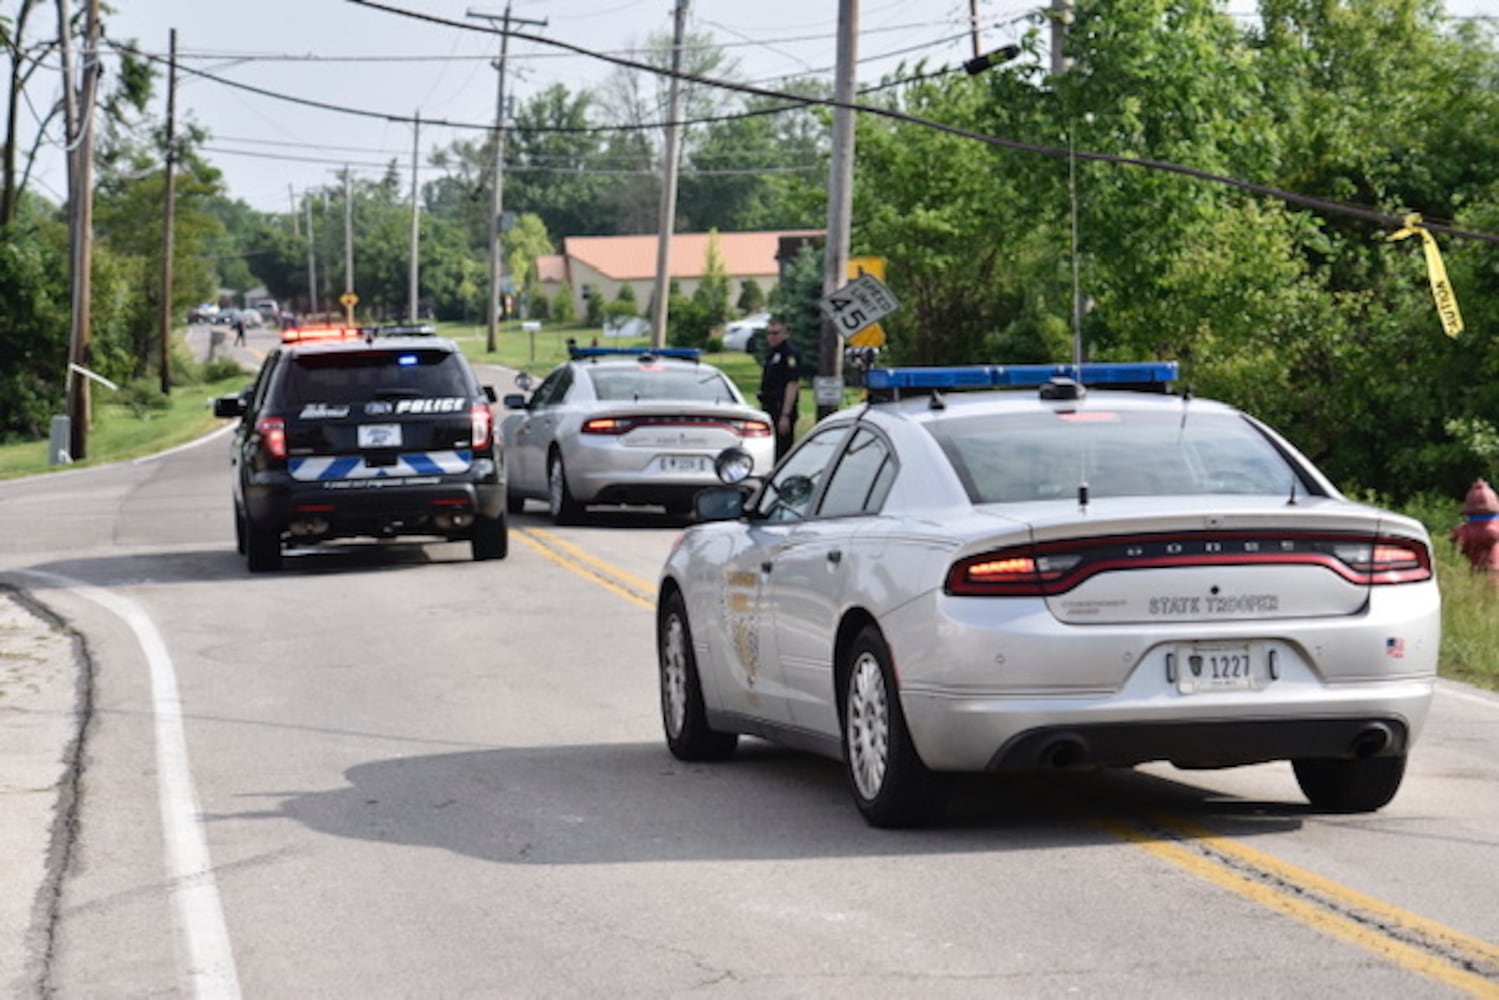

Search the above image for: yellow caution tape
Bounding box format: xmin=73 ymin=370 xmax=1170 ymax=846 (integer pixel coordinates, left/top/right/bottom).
xmin=1388 ymin=213 xmax=1463 ymax=337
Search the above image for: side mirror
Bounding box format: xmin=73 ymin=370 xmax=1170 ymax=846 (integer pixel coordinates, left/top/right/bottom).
xmin=482 ymin=385 xmax=497 ymax=403
xmin=713 ymin=446 xmax=756 ymax=484
xmin=502 ymin=393 xmax=528 ymax=410
xmin=213 ymin=395 xmax=246 ymax=419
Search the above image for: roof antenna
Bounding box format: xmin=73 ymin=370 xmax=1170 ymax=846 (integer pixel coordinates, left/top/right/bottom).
xmin=1078 ymin=480 xmax=1089 ymax=511
xmin=928 ymin=389 xmax=946 ymax=411
xmin=1286 ymin=473 xmax=1299 ymax=507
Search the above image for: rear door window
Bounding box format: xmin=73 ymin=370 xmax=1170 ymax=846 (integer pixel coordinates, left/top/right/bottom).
xmin=282 ymin=349 xmax=470 ymax=406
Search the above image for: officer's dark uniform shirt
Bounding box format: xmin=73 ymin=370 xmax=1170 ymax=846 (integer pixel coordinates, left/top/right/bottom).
xmin=759 ymin=341 xmax=799 ymax=415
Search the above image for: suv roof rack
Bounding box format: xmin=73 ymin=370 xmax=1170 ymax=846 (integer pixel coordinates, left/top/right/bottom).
xmin=366 ymin=323 xmax=438 ymax=337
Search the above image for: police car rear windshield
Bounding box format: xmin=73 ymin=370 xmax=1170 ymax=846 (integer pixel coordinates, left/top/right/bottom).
xmin=927 ymin=410 xmax=1314 ymax=503
xmin=283 ymin=350 xmax=470 ymax=405
xmin=587 ymin=367 xmax=737 ymax=403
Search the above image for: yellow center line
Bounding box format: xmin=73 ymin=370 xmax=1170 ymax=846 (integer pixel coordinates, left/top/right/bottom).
xmin=513 ymin=526 xmax=656 ymax=610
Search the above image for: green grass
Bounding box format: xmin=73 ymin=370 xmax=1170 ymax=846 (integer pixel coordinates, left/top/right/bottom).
xmin=1398 ymin=493 xmax=1499 ymax=691
xmin=0 ymin=372 xmax=250 ymax=481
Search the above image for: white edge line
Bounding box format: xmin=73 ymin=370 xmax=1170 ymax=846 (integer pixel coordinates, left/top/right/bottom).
xmin=1435 ymin=677 xmax=1499 ymax=709
xmin=21 ymin=570 xmax=241 ymax=999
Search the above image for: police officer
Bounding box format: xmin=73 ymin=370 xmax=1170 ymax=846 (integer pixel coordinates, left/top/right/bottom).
xmin=758 ymin=316 xmax=801 ymax=460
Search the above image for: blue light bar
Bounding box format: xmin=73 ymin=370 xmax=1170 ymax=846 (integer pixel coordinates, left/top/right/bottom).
xmin=864 ymin=361 xmax=1178 ymax=391
xmin=569 ymin=346 xmax=701 ymax=361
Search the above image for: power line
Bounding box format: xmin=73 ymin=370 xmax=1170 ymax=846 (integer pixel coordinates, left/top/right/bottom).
xmin=342 ymin=0 xmax=1499 ymax=247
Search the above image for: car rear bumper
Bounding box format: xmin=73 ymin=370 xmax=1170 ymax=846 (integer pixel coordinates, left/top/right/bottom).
xmin=900 ymin=677 xmax=1434 ymax=772
xmin=244 ymin=460 xmax=504 ymax=539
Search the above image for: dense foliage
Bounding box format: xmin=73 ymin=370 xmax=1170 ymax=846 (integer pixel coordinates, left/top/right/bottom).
xmin=5 ymin=0 xmax=1499 ymax=501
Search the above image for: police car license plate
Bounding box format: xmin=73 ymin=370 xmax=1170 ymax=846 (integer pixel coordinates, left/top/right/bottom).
xmin=658 ymin=455 xmax=708 ymax=473
xmin=358 ymin=423 xmax=402 ymax=448
xmin=1173 ymin=642 xmax=1261 ymax=694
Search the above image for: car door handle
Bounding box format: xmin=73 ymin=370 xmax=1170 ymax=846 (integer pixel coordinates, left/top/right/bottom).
xmin=827 ymin=549 xmax=843 ymax=565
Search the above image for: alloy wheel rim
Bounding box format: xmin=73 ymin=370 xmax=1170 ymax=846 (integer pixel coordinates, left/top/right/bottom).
xmin=548 ymin=462 xmax=564 ymax=516
xmin=662 ymin=614 xmax=688 ymax=736
xmin=847 ymin=652 xmax=889 ymax=800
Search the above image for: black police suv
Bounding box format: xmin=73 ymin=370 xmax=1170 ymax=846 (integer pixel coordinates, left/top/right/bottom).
xmin=214 ymin=328 xmax=507 ymax=571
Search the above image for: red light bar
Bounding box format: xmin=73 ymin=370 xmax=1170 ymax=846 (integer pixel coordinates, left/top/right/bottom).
xmin=281 ymin=326 xmax=363 ymax=344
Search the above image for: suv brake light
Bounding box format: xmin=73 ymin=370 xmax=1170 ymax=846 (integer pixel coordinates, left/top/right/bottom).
xmin=470 ymin=403 xmax=494 ymax=450
xmin=256 ymin=416 xmax=287 ymax=459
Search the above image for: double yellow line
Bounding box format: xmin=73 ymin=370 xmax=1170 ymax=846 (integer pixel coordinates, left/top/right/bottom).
xmin=514 ymin=525 xmax=657 ymax=610
xmin=1100 ymin=811 xmax=1499 ymax=996
xmin=519 ymin=527 xmax=1499 ymax=995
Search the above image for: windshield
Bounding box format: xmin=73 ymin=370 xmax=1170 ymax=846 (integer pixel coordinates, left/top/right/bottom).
xmin=587 ymin=366 xmax=737 ymax=403
xmin=928 ymin=408 xmax=1311 ymax=503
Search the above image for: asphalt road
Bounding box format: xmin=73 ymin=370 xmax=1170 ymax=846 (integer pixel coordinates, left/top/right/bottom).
xmin=2 ymin=375 xmax=1498 ymax=997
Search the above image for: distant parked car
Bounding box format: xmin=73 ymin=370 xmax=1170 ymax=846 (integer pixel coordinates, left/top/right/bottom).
xmin=721 ymin=312 xmax=770 ymax=352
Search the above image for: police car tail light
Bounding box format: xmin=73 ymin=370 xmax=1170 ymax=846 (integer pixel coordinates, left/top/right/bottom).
xmin=945 ymin=548 xmax=1082 ymax=596
xmin=1324 ymin=539 xmax=1432 ymax=584
xmin=582 ymin=417 xmax=634 ymax=435
xmin=470 ymin=403 xmax=493 ymax=449
xmin=736 ymin=419 xmax=772 ymax=438
xmin=255 ymin=416 xmax=287 ymax=460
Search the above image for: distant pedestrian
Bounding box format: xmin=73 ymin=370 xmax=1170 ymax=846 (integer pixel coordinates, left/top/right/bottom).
xmin=758 ymin=316 xmax=801 ymax=461
xmin=232 ymin=313 xmax=246 ymax=346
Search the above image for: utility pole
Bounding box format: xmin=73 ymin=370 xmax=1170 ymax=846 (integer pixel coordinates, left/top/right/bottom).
xmin=159 ymin=29 xmax=177 ymax=394
xmin=649 ymin=0 xmax=689 ymax=349
xmin=409 ymin=110 xmax=421 ymax=323
xmin=468 ymin=4 xmax=547 ymax=353
xmin=818 ymin=0 xmax=857 ymax=421
xmin=1051 ymin=0 xmax=1074 ymax=76
xmin=63 ymin=0 xmax=102 ymax=461
xmin=305 ymin=196 xmax=318 ymax=318
xmin=343 ymin=167 xmax=354 ymax=325
xmin=969 ymin=0 xmax=981 ymax=58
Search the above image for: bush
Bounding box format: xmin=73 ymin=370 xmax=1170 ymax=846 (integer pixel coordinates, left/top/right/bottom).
xmin=119 ymin=380 xmax=171 ymax=419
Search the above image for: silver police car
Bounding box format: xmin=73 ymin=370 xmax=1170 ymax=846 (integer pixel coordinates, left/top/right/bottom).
xmin=501 ymin=347 xmax=775 ymax=523
xmin=656 ymin=362 xmax=1440 ymax=827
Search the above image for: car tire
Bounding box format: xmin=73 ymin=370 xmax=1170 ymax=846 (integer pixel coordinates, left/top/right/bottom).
xmin=548 ymin=453 xmax=583 ymax=525
xmin=842 ymin=624 xmax=947 ymax=828
xmin=1292 ymin=754 xmax=1407 ymax=813
xmin=471 ymin=511 xmax=508 ymax=561
xmin=245 ymin=517 xmax=282 ymax=573
xmin=234 ymin=503 xmax=247 ymax=555
xmin=658 ymin=590 xmax=737 ymax=761
xmin=506 ymin=489 xmax=525 ymax=515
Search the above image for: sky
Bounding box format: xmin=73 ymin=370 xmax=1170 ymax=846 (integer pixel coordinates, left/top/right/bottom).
xmin=12 ymin=0 xmax=1497 ymax=214
xmin=20 ymin=0 xmax=1046 ymax=212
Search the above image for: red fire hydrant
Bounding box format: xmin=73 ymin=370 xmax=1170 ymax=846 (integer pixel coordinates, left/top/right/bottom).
xmin=1450 ymin=478 xmax=1499 ymax=580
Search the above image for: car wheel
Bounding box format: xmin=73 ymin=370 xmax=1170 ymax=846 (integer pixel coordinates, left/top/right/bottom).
xmin=658 ymin=590 xmax=737 ymax=761
xmin=548 ymin=453 xmax=583 ymax=525
xmin=471 ymin=511 xmax=508 ymax=561
xmin=245 ymin=517 xmax=282 ymax=573
xmin=234 ymin=503 xmax=247 ymax=555
xmin=842 ymin=624 xmax=947 ymax=828
xmin=506 ymin=489 xmax=525 ymax=515
xmin=1292 ymin=754 xmax=1407 ymax=813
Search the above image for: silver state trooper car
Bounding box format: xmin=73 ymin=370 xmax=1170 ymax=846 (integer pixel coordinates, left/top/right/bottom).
xmin=655 ymin=362 xmax=1440 ymax=828
xmin=501 ymin=346 xmax=775 ymax=523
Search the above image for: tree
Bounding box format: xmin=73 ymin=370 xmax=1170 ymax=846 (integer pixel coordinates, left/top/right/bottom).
xmin=736 ymin=278 xmax=766 ymax=316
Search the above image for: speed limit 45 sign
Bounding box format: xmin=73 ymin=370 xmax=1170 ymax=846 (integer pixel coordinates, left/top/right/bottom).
xmin=820 ymin=274 xmax=899 ymax=337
